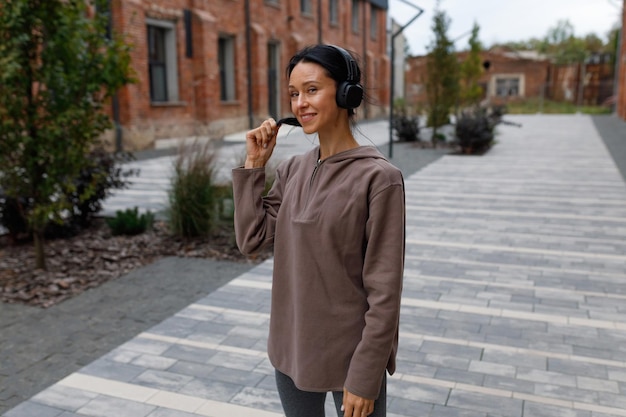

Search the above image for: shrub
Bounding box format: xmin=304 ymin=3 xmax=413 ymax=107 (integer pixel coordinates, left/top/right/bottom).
xmin=455 ymin=107 xmax=496 ymax=154
xmin=0 ymin=194 xmax=29 ymax=243
xmin=106 ymin=207 xmax=154 ymax=236
xmin=167 ymin=140 xmax=220 ymax=238
xmin=67 ymin=149 xmax=137 ymax=228
xmin=392 ymin=112 xmax=421 ymax=142
xmin=0 ymin=149 xmax=136 ymax=242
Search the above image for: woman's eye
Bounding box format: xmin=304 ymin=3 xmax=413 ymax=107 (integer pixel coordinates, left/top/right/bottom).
xmin=307 ymin=88 xmax=317 ymax=94
xmin=289 ymin=91 xmax=298 ymax=98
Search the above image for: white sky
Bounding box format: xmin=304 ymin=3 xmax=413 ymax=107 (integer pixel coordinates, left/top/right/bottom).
xmin=389 ymin=0 xmax=623 ymax=56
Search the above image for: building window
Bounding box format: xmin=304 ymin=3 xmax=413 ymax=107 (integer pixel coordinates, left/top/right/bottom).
xmin=370 ymin=6 xmax=378 ymax=39
xmin=219 ymin=36 xmax=236 ymax=102
xmin=351 ymin=0 xmax=360 ymax=33
xmin=495 ymin=77 xmax=520 ymax=97
xmin=147 ymin=19 xmax=179 ymax=103
xmin=301 ymin=0 xmax=312 ymax=14
xmin=329 ymin=0 xmax=339 ymax=24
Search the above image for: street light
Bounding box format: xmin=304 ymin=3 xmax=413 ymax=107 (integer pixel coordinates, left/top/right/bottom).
xmin=389 ymin=0 xmax=424 ymax=158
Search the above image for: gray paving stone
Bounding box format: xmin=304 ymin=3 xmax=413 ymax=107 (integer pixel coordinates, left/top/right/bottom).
xmin=75 ymin=396 xmax=156 ymax=417
xmin=522 ymin=402 xmax=590 ymax=417
xmin=483 ymin=374 xmax=536 ymax=394
xmin=548 ymin=358 xmax=608 ymax=379
xmin=146 ymin=409 xmax=198 ymax=417
xmin=429 ymin=404 xmax=487 ymax=417
xmin=166 ymin=361 xmax=216 ymax=379
xmin=230 ymin=386 xmax=283 ymax=413
xmin=4 ymin=402 xmax=65 ymax=417
xmin=386 ymin=397 xmax=434 ymax=416
xmin=446 ymin=391 xmax=523 ymax=417
xmin=79 ymin=358 xmax=146 ymax=382
xmin=481 ymin=349 xmax=546 ymax=370
xmin=206 ymin=351 xmax=264 ymax=372
xmin=30 ymin=386 xmax=97 ymax=412
xmin=207 ymin=366 xmax=266 ymax=386
xmin=132 ymin=369 xmax=194 ymax=391
xmin=419 ymin=341 xmax=483 ymax=360
xmin=435 ymin=368 xmax=484 ymax=386
xmin=387 ymin=379 xmax=449 ymax=404
xmin=598 ymin=391 xmax=626 ymax=408
xmin=178 ymin=377 xmax=242 ymax=401
xmin=468 ymin=360 xmax=516 ymax=377
xmin=533 ymin=383 xmax=597 ymax=403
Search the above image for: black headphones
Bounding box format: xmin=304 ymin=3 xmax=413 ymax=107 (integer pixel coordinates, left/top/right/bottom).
xmin=329 ymin=45 xmax=364 ymax=110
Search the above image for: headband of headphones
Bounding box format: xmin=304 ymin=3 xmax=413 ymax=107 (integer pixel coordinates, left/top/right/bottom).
xmin=329 ymin=44 xmax=359 ymax=83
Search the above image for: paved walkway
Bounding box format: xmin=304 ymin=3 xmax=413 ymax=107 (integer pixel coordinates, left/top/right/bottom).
xmin=3 ymin=115 xmax=626 ymax=417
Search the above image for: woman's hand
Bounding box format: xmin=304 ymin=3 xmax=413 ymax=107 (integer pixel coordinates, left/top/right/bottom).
xmin=342 ymin=388 xmax=375 ymax=417
xmin=244 ymin=118 xmax=279 ymax=168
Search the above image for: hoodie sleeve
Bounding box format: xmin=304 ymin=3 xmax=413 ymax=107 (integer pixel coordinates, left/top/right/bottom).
xmin=344 ymin=172 xmax=405 ymax=400
xmin=232 ymin=165 xmax=284 ymax=255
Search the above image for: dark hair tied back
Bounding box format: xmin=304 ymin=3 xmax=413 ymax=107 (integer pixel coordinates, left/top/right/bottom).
xmin=286 ymin=44 xmax=363 ymax=111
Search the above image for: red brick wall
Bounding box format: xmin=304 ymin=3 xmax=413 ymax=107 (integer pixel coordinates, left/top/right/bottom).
xmin=108 ymin=0 xmax=389 ymax=150
xmin=405 ymin=51 xmax=550 ymax=110
xmin=548 ymin=59 xmax=615 ymax=105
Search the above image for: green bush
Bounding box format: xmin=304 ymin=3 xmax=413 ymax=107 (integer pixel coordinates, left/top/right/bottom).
xmin=106 ymin=207 xmax=154 ymax=236
xmin=167 ymin=140 xmax=220 ymax=238
xmin=392 ymin=113 xmax=421 ymax=142
xmin=68 ymin=149 xmax=137 ymax=228
xmin=0 ymin=195 xmax=29 ymax=242
xmin=455 ymin=107 xmax=496 ymax=154
xmin=0 ymin=149 xmax=135 ymax=242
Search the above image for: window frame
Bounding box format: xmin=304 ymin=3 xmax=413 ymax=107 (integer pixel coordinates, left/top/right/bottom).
xmin=329 ymin=0 xmax=339 ymax=25
xmin=301 ymin=0 xmax=313 ymax=15
xmin=370 ymin=5 xmax=378 ymax=39
xmin=491 ymin=74 xmax=525 ymax=97
xmin=146 ymin=18 xmax=179 ymax=104
xmin=218 ymin=35 xmax=237 ymax=102
xmin=351 ymin=0 xmax=360 ymax=33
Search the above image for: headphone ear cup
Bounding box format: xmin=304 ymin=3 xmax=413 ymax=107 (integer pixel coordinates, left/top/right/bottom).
xmin=336 ymin=81 xmax=363 ymax=109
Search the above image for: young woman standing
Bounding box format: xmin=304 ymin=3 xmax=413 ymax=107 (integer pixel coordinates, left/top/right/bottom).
xmin=232 ymin=44 xmax=405 ymax=417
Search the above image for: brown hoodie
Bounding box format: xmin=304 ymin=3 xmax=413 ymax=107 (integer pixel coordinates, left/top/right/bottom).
xmin=232 ymin=145 xmax=405 ymax=400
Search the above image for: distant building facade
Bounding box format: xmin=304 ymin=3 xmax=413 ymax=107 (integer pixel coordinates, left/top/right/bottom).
xmin=106 ymin=0 xmax=390 ymax=151
xmin=405 ymin=48 xmax=551 ymax=109
xmin=405 ymin=47 xmax=616 ymax=111
xmin=548 ymin=53 xmax=615 ymax=106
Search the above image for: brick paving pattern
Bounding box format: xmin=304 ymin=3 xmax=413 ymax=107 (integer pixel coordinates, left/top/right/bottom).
xmin=3 ymin=115 xmax=626 ymax=416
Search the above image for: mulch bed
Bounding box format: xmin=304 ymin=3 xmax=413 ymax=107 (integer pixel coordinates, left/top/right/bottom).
xmin=0 ymin=220 xmax=271 ymax=308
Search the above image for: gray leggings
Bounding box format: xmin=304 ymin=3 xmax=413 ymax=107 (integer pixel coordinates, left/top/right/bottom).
xmin=275 ymin=369 xmax=387 ymax=417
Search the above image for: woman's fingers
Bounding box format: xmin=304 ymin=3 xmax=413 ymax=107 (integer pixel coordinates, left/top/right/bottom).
xmin=342 ymin=388 xmax=375 ymax=417
xmin=244 ymin=118 xmax=278 ymax=168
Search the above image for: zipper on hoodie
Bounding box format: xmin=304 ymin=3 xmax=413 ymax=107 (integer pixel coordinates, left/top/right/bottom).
xmin=309 ymin=158 xmax=323 ymax=188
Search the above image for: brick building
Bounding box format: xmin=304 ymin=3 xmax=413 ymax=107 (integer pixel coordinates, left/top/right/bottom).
xmin=404 ymin=48 xmax=550 ymax=109
xmin=548 ymin=54 xmax=615 ymax=106
xmin=106 ymin=0 xmax=390 ymax=151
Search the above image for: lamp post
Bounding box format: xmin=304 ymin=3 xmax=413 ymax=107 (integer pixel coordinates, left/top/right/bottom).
xmin=389 ymin=0 xmax=424 ymax=158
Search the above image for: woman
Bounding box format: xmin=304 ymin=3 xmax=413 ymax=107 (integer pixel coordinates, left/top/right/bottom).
xmin=232 ymin=44 xmax=405 ymax=417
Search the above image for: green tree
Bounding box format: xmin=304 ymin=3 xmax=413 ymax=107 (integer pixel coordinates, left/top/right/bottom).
xmin=459 ymin=22 xmax=483 ymax=108
xmin=539 ymin=19 xmax=587 ymax=64
xmin=425 ymin=3 xmax=459 ymax=144
xmin=0 ymin=0 xmax=133 ymax=270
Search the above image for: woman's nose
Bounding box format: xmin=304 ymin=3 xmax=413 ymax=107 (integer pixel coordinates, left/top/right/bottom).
xmin=294 ymin=94 xmax=308 ymax=109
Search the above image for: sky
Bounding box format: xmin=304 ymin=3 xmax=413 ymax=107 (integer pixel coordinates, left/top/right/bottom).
xmin=388 ymin=0 xmax=623 ymax=56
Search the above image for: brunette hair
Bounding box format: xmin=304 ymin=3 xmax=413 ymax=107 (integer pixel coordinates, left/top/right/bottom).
xmin=286 ymin=44 xmax=363 ymax=117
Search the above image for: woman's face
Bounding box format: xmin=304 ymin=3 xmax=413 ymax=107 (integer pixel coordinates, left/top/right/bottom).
xmin=288 ymin=61 xmax=343 ymax=135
